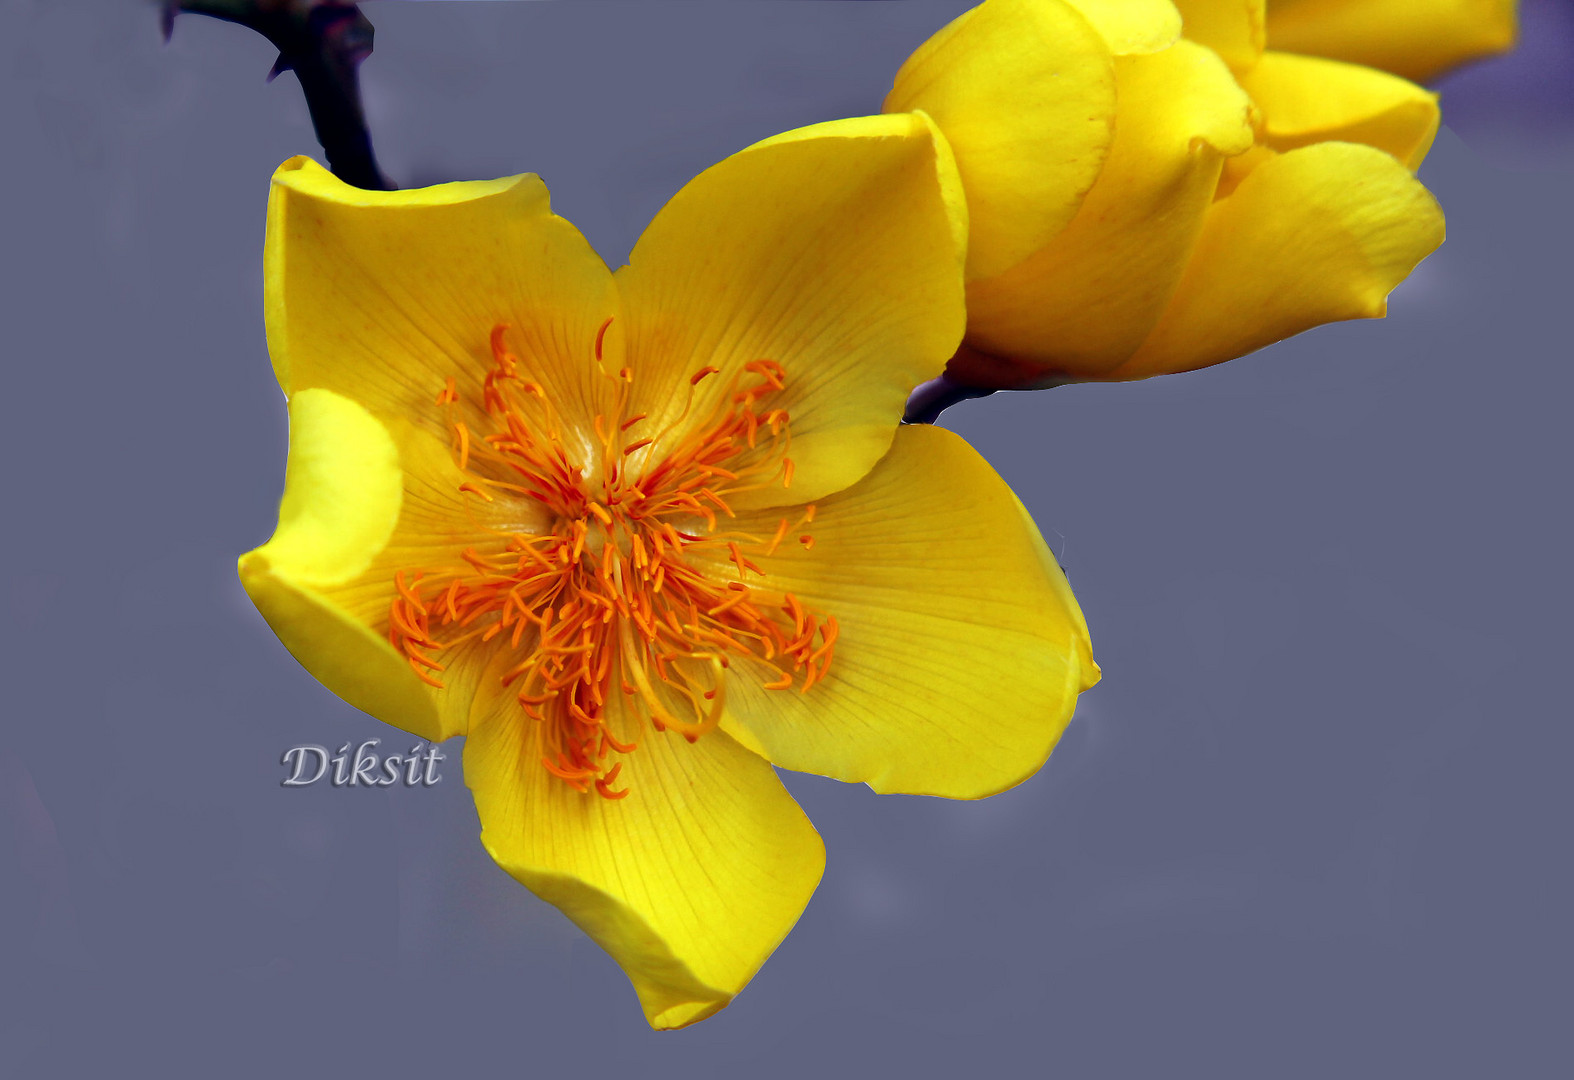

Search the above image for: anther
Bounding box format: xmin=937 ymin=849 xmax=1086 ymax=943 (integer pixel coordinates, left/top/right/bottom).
xmin=390 ymin=343 xmax=835 ymax=797
xmin=594 ymin=317 xmax=613 ymax=362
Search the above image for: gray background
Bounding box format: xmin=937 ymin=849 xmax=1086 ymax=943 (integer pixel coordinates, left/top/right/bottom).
xmin=3 ymin=0 xmax=1571 ymax=1075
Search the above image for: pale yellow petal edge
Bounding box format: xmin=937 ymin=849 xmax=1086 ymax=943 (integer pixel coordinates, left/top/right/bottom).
xmin=238 ymin=387 xmax=454 ymax=742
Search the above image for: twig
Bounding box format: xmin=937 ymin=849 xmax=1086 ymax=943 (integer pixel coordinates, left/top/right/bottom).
xmin=163 ymin=0 xmax=393 ymax=190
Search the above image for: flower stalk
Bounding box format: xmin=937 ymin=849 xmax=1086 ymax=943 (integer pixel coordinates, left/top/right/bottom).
xmin=902 ymin=376 xmax=997 ymax=425
xmin=163 ymin=0 xmax=393 ymax=190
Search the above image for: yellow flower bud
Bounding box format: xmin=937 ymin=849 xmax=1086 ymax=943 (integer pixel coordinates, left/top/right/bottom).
xmin=886 ymin=0 xmax=1447 ymax=386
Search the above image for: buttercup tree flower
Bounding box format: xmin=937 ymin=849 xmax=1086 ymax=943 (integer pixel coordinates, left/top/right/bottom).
xmin=885 ymin=0 xmax=1447 ymax=390
xmin=240 ymin=116 xmax=1097 ymax=1028
xmin=1266 ymin=0 xmax=1518 ymax=83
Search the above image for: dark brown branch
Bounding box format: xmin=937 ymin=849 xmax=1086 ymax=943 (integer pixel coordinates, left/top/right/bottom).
xmin=163 ymin=0 xmax=393 ymax=190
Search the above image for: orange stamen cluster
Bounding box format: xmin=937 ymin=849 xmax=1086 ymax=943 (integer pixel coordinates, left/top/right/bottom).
xmin=388 ymin=321 xmax=836 ymax=798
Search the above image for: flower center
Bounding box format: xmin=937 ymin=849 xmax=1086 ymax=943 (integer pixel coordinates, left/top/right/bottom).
xmin=387 ymin=322 xmax=836 ymax=798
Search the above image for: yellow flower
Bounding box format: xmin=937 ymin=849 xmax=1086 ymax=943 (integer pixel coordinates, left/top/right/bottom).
xmin=1266 ymin=0 xmax=1518 ymax=83
xmin=884 ymin=0 xmax=1447 ymax=387
xmin=239 ymin=116 xmax=1097 ymax=1028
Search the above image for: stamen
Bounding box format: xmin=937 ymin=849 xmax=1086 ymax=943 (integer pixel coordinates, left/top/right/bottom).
xmin=388 ymin=335 xmax=836 ymax=797
xmin=594 ymin=317 xmax=613 ymax=362
xmin=764 ymin=518 xmax=791 ymax=556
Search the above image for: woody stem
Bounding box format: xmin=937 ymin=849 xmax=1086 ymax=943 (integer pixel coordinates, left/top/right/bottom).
xmin=164 ymin=0 xmax=393 ymax=190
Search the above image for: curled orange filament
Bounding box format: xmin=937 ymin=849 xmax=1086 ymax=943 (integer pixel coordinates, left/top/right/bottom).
xmin=387 ymin=323 xmax=835 ymax=798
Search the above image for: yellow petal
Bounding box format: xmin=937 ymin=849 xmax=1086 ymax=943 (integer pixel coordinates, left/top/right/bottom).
xmin=1266 ymin=0 xmax=1517 ymax=83
xmin=885 ymin=0 xmax=1117 ymax=279
xmin=1061 ymin=0 xmax=1184 ymax=54
xmin=246 ymin=388 xmax=401 ymax=587
xmin=712 ymin=425 xmax=1098 ymax=799
xmin=464 ymin=689 xmax=823 ymax=1030
xmin=615 ymin=113 xmax=967 ymax=510
xmin=238 ymin=388 xmax=451 ymax=741
xmin=265 ymin=156 xmax=621 ymax=434
xmin=1173 ymin=0 xmax=1267 ymax=69
xmin=241 ymin=389 xmax=541 ymax=742
xmin=1113 ymin=140 xmax=1445 ymax=379
xmin=964 ymin=39 xmax=1254 ymax=377
xmin=1214 ymin=141 xmax=1281 ymax=197
xmin=1241 ymin=51 xmax=1439 ymax=170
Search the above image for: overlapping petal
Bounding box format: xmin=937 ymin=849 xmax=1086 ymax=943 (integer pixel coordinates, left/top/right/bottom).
xmin=1113 ymin=141 xmax=1445 ymax=379
xmin=711 ymin=425 xmax=1098 ymax=799
xmin=884 ymin=0 xmax=1117 ymax=279
xmin=963 ymin=39 xmax=1254 ymax=377
xmin=246 ymin=388 xmax=403 ymax=587
xmin=1265 ymin=0 xmax=1517 ymax=83
xmin=240 ymin=390 xmax=545 ymax=742
xmin=1240 ymin=51 xmax=1439 ymax=170
xmin=1173 ymin=0 xmax=1267 ymax=69
xmin=1061 ymin=0 xmax=1183 ymax=54
xmin=616 ymin=114 xmax=967 ymax=511
xmin=465 ymin=682 xmax=824 ymax=1029
xmin=238 ymin=389 xmax=450 ymax=741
